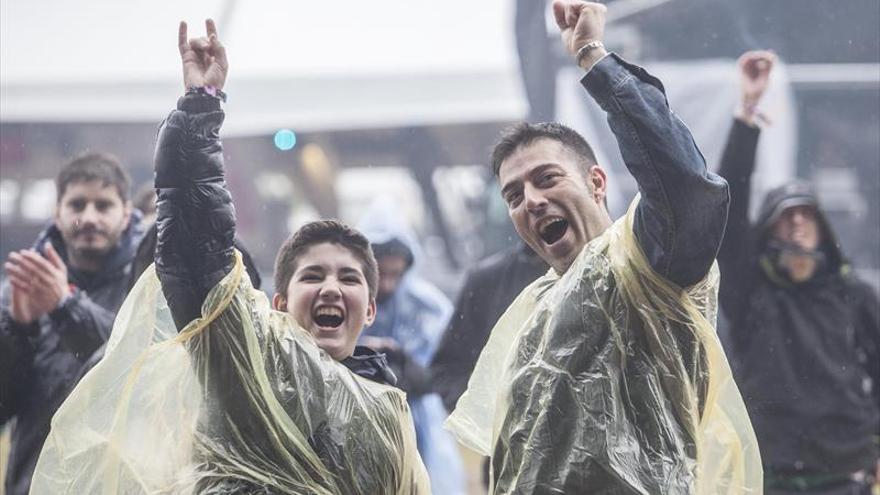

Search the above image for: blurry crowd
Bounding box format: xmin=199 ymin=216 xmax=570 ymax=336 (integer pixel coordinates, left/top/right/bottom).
xmin=1 ymin=13 xmax=878 ymax=495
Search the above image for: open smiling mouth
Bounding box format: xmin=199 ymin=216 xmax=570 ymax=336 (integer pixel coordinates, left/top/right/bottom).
xmin=539 ymin=218 xmax=569 ymax=245
xmin=314 ymin=307 xmax=344 ymax=329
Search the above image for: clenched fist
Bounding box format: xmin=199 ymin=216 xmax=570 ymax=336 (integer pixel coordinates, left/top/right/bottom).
xmin=552 ymin=0 xmax=608 ymax=70
xmin=736 ymin=50 xmax=776 ymax=126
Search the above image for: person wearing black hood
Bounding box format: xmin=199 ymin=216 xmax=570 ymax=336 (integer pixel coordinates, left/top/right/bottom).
xmin=718 ymin=50 xmax=880 ymax=494
xmin=356 ymin=198 xmax=465 ymax=494
xmin=0 ymin=152 xmax=144 ymax=495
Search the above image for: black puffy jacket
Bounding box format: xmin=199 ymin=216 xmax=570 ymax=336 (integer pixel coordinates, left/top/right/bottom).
xmin=153 ymin=93 xmax=237 ymax=330
xmin=0 ymin=215 xmax=143 ymax=495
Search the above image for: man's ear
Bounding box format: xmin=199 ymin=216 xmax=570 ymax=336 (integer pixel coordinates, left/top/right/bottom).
xmin=587 ymin=165 xmax=608 ymax=206
xmin=364 ymin=298 xmax=377 ymax=327
xmin=272 ymin=293 xmax=287 ymax=312
xmin=122 ymin=200 xmax=133 ymax=229
xmin=55 ymin=187 xmax=65 ymax=222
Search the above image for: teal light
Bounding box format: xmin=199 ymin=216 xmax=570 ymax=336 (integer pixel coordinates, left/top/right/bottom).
xmin=274 ymin=129 xmax=297 ymax=151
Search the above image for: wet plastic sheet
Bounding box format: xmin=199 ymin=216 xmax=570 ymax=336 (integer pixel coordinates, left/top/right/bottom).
xmin=30 ymin=253 xmax=430 ymax=494
xmin=447 ymin=198 xmax=762 ymax=494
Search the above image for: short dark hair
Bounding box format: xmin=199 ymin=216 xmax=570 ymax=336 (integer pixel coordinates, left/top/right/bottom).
xmin=133 ymin=182 xmax=157 ymax=217
xmin=273 ymin=219 xmax=379 ymax=300
xmin=372 ymin=239 xmax=414 ymax=268
xmin=56 ymin=152 xmax=131 ymax=203
xmin=490 ymin=122 xmax=598 ymax=177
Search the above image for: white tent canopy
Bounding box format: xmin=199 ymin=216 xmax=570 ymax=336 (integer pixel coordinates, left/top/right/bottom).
xmin=1 ymin=0 xmax=528 ymax=135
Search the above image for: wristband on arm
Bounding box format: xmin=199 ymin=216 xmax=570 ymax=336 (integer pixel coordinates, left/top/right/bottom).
xmin=186 ymin=85 xmax=227 ymax=103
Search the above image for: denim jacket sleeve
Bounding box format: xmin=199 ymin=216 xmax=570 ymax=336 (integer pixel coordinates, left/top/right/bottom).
xmin=581 ymin=54 xmax=729 ymax=288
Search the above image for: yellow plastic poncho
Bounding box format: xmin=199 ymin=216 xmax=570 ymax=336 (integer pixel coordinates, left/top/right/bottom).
xmin=447 ymin=198 xmax=762 ymax=494
xmin=30 ymin=253 xmax=430 ymax=494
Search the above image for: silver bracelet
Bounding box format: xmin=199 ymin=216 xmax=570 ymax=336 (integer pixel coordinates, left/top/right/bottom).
xmin=576 ymin=40 xmax=605 ymax=65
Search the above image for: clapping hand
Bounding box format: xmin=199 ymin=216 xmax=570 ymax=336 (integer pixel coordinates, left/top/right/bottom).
xmin=4 ymin=245 xmax=71 ymax=324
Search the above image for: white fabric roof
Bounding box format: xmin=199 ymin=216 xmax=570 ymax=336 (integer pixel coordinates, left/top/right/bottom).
xmin=1 ymin=0 xmax=528 ymax=135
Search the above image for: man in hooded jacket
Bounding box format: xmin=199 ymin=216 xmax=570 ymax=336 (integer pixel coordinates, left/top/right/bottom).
xmin=0 ymin=152 xmax=143 ymax=495
xmin=356 ymin=199 xmax=466 ymax=494
xmin=717 ymin=50 xmax=879 ymax=494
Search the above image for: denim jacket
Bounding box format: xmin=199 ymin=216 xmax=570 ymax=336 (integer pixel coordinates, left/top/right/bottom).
xmin=584 ymin=54 xmax=729 ymax=288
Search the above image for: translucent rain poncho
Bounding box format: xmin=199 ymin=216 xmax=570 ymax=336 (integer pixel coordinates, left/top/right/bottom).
xmin=447 ymin=199 xmax=763 ymax=494
xmin=30 ymin=253 xmax=430 ymax=494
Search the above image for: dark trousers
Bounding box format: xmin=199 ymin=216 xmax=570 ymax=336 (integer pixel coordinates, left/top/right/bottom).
xmin=767 ymin=479 xmax=873 ymax=495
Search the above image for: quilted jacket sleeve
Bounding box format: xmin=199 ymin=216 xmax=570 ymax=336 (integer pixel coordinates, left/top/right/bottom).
xmin=153 ymin=92 xmax=236 ymax=330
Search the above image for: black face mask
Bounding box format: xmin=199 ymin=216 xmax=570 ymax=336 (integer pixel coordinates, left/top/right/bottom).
xmin=765 ymin=239 xmax=825 ymax=259
xmin=764 ymin=239 xmax=827 ymax=282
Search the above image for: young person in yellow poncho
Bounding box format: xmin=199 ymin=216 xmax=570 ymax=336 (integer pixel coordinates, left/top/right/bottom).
xmin=446 ymin=1 xmax=763 ymax=493
xmin=29 ymin=19 xmax=429 ymax=494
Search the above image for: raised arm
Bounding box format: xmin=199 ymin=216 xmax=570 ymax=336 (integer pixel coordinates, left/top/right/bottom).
xmin=716 ymin=51 xmax=774 ymax=318
xmin=554 ymin=0 xmax=728 ymax=288
xmin=154 ymin=20 xmax=235 ymax=330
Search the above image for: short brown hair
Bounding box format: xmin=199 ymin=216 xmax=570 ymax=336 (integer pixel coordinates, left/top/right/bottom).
xmin=273 ymin=219 xmax=379 ymax=300
xmin=490 ymin=122 xmax=598 ymax=177
xmin=56 ymin=152 xmax=131 ymax=203
xmin=133 ymin=182 xmax=157 ymax=217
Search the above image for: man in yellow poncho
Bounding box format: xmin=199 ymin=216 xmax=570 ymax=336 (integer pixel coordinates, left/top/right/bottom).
xmin=29 ymin=19 xmax=429 ymax=494
xmin=446 ymin=1 xmax=763 ymax=493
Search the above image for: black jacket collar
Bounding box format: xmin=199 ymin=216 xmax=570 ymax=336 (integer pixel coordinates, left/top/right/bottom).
xmin=341 ymin=346 xmax=397 ymax=386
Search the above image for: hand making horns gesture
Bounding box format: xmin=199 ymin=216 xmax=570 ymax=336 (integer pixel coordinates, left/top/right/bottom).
xmin=178 ymin=19 xmax=229 ymax=91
